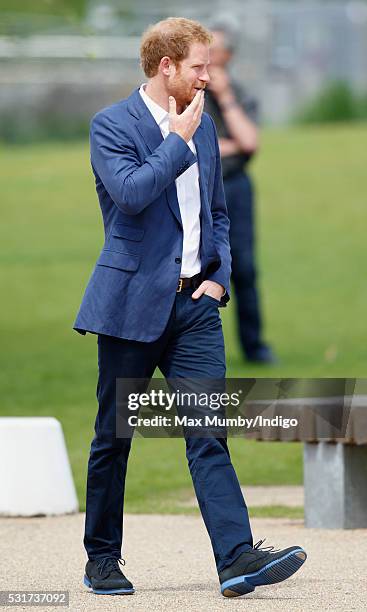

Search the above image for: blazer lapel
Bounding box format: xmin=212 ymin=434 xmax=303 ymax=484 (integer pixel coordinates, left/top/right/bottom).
xmin=126 ymin=89 xmax=214 ymax=228
xmin=193 ymin=122 xmax=212 ymax=218
xmin=129 ymin=89 xmax=183 ymax=226
xmin=136 ymin=113 xmax=164 ymax=155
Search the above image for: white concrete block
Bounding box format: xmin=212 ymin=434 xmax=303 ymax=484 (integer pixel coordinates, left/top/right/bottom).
xmin=0 ymin=417 xmax=79 ymax=516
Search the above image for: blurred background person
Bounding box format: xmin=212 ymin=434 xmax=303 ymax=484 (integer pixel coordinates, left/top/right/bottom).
xmin=205 ymin=17 xmax=276 ymax=364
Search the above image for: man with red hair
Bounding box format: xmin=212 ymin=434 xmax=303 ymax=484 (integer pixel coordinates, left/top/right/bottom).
xmin=74 ymin=17 xmax=306 ymax=599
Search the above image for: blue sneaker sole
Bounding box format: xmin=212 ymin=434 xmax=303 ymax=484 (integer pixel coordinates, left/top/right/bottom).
xmin=221 ymin=548 xmax=307 ymax=597
xmin=83 ymin=575 xmax=135 ymax=595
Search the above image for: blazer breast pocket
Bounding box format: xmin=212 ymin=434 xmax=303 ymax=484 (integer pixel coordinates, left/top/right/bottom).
xmin=112 ymin=224 xmax=144 ymax=241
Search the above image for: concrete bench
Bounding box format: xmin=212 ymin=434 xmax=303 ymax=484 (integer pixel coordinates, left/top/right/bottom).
xmin=244 ymin=395 xmax=367 ymax=528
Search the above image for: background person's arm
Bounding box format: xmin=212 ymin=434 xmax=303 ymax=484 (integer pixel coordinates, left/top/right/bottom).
xmin=218 ymin=137 xmax=243 ymax=157
xmin=209 ymin=66 xmax=259 ymax=154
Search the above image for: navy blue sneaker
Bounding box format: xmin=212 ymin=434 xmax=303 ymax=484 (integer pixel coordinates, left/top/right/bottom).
xmin=83 ymin=557 xmax=134 ymax=595
xmin=219 ymin=539 xmax=307 ymax=597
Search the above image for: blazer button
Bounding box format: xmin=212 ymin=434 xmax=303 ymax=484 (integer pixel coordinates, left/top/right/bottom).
xmin=175 ymin=257 xmax=182 ymax=264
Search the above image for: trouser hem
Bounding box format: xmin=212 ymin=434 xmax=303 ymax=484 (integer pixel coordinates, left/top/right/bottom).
xmin=217 ymin=543 xmax=254 ymax=574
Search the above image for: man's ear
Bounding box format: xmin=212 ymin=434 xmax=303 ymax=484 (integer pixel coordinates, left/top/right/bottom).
xmin=160 ymin=56 xmax=171 ymax=76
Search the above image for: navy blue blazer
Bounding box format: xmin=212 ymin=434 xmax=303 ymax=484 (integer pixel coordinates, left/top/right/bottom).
xmin=73 ymin=88 xmax=231 ymax=342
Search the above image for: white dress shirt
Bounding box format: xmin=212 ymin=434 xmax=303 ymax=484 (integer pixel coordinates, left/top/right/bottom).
xmin=139 ymin=84 xmax=201 ymax=277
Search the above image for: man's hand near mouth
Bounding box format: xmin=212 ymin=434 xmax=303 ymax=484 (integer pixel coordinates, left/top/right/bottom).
xmin=168 ymin=89 xmax=205 ymax=142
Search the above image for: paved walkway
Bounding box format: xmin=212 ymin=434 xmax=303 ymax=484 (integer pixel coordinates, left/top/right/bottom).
xmin=1 ymin=513 xmax=365 ymax=611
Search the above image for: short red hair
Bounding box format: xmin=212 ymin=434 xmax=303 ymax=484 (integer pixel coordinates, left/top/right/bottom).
xmin=140 ymin=17 xmax=212 ymax=78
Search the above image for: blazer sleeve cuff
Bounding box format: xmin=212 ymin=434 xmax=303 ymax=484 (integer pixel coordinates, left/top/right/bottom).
xmin=164 ymin=132 xmax=197 ymax=175
xmin=205 ymin=269 xmax=231 ymax=306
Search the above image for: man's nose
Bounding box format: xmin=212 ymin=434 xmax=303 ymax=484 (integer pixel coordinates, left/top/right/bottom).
xmin=200 ymin=70 xmax=210 ymax=84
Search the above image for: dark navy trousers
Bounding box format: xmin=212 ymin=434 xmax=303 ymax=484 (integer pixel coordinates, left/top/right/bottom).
xmin=224 ymin=171 xmax=264 ymax=358
xmin=84 ymin=288 xmax=253 ymax=572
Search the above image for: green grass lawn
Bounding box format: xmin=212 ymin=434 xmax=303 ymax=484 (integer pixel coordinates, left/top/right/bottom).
xmin=1 ymin=123 xmax=366 ymax=513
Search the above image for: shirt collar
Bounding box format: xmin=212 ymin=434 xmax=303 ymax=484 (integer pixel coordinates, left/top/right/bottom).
xmin=139 ymin=83 xmax=168 ymax=128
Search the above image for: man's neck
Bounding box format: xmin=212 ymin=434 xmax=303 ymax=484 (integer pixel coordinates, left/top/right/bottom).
xmin=144 ymin=80 xmax=183 ymax=114
xmin=144 ymin=81 xmax=169 ymax=112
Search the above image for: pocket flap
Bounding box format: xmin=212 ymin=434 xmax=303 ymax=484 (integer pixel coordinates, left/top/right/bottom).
xmin=97 ymin=250 xmax=140 ymax=272
xmin=112 ymin=224 xmax=144 ymax=241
